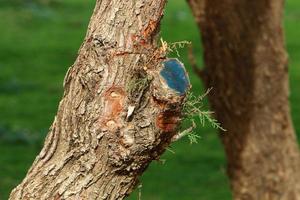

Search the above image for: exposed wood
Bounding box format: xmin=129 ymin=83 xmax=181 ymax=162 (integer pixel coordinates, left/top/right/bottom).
xmin=10 ymin=1 xmax=189 ymax=199
xmin=187 ymin=0 xmax=300 ymax=199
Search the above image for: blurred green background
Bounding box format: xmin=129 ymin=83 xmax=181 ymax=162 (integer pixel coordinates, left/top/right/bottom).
xmin=0 ymin=0 xmax=299 ymax=199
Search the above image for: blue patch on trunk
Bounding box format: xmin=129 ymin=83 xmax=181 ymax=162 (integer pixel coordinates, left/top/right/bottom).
xmin=160 ymin=58 xmax=190 ymax=95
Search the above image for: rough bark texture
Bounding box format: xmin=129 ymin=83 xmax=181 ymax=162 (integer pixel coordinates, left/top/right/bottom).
xmin=10 ymin=1 xmax=188 ymax=199
xmin=188 ymin=0 xmax=300 ymax=199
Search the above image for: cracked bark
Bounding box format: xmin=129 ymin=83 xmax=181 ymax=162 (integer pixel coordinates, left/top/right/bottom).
xmin=9 ymin=1 xmax=188 ymax=199
xmin=188 ymin=0 xmax=300 ymax=199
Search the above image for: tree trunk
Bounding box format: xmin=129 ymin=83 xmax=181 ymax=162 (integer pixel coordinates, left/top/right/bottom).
xmin=187 ymin=0 xmax=300 ymax=199
xmin=9 ymin=1 xmax=189 ymax=199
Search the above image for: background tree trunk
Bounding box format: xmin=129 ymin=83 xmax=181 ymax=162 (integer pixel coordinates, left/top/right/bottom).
xmin=9 ymin=1 xmax=189 ymax=199
xmin=188 ymin=0 xmax=300 ymax=199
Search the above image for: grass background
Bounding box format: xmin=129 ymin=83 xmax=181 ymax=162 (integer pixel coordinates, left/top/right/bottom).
xmin=0 ymin=0 xmax=299 ymax=199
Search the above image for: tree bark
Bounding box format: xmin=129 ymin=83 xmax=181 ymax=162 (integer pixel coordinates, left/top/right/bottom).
xmin=10 ymin=1 xmax=189 ymax=199
xmin=187 ymin=0 xmax=300 ymax=199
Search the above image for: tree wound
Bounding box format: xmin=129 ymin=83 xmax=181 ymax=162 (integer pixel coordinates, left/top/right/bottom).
xmin=160 ymin=58 xmax=190 ymax=95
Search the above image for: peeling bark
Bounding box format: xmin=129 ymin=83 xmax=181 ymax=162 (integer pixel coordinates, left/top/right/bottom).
xmin=10 ymin=1 xmax=189 ymax=199
xmin=188 ymin=0 xmax=300 ymax=199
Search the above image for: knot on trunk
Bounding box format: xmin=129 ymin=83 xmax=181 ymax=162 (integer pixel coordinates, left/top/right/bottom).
xmin=106 ymin=58 xmax=190 ymax=174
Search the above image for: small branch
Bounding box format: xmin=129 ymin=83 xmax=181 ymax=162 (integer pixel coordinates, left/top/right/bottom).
xmin=171 ymin=120 xmax=196 ymax=142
